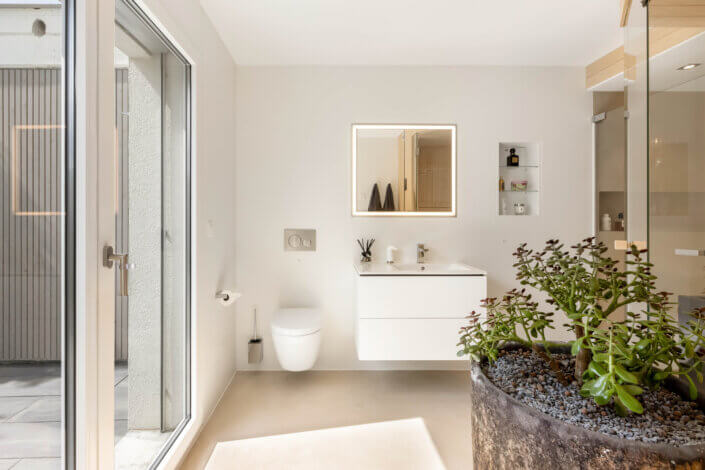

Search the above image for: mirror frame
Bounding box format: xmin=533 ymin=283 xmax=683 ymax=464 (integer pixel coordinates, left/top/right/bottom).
xmin=351 ymin=124 xmax=457 ymax=217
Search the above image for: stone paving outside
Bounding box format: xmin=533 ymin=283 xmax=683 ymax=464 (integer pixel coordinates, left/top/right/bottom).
xmin=0 ymin=364 xmax=128 ymax=469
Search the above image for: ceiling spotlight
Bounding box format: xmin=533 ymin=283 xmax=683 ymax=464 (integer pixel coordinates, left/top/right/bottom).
xmin=677 ymin=63 xmax=701 ymax=71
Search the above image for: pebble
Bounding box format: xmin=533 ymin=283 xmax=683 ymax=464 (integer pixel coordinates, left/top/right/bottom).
xmin=483 ymin=350 xmax=705 ymax=446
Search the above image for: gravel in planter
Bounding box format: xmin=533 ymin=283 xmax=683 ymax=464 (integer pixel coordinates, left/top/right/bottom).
xmin=482 ymin=349 xmax=705 ymax=446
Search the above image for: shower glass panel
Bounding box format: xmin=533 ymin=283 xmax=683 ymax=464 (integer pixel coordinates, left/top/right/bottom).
xmin=594 ymin=100 xmax=627 ymax=320
xmin=647 ymin=8 xmax=705 ymax=323
xmin=0 ymin=2 xmax=73 ymax=468
xmin=625 ymin=1 xmax=649 ymax=254
xmin=113 ymin=0 xmax=191 ymax=467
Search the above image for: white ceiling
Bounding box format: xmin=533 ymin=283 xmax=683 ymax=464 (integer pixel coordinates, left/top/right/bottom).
xmin=201 ymin=0 xmax=623 ymax=66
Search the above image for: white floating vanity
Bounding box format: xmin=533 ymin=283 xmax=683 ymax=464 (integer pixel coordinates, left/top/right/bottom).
xmin=354 ymin=263 xmax=487 ymax=361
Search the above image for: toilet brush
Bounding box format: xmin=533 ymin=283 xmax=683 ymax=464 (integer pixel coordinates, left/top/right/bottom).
xmin=248 ymin=307 xmax=263 ymax=364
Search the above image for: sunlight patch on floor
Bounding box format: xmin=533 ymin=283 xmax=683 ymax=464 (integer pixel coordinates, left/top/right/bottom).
xmin=205 ymin=417 xmax=446 ymax=470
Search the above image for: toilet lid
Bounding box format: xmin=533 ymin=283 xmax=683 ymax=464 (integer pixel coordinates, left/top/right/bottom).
xmin=271 ymin=308 xmax=322 ymax=336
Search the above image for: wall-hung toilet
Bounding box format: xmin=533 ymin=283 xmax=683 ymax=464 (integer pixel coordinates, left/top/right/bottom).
xmin=271 ymin=308 xmax=322 ymax=371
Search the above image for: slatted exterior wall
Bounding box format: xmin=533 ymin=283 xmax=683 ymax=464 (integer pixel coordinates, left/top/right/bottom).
xmin=0 ymin=68 xmax=130 ymax=361
xmin=0 ymin=68 xmax=63 ymax=361
xmin=115 ymin=68 xmax=129 ymax=362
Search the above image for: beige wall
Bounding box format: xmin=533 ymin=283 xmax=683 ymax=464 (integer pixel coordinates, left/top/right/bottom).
xmin=234 ymin=65 xmax=593 ymax=371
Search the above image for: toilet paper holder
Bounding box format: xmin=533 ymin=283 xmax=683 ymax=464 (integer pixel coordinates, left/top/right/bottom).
xmin=215 ymin=290 xmax=241 ymax=306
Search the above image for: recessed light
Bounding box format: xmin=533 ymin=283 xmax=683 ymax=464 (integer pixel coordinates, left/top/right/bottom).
xmin=677 ymin=63 xmax=701 ymax=71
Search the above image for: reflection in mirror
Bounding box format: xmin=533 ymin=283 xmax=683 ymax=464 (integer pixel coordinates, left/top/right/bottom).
xmin=352 ymin=125 xmax=456 ymax=216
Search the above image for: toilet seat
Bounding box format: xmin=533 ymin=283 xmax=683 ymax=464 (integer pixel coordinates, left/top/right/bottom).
xmin=271 ymin=308 xmax=321 ymax=337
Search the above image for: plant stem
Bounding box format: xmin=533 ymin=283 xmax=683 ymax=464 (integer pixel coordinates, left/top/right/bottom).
xmin=574 ymin=323 xmax=591 ymax=382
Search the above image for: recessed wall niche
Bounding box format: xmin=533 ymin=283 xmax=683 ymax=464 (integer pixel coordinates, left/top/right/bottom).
xmin=497 ymin=142 xmax=541 ymax=216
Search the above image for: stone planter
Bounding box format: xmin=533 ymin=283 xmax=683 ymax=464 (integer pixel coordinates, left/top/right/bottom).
xmin=470 ymin=348 xmax=705 ymax=469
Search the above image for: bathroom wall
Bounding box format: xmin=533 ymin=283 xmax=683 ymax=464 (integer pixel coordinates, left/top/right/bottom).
xmin=234 ymin=66 xmax=593 ymax=371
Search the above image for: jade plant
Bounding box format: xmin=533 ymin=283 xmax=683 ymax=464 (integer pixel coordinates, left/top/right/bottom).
xmin=458 ymin=237 xmax=705 ymax=416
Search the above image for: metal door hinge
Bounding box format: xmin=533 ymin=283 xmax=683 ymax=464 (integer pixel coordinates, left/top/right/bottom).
xmin=592 ymin=112 xmax=606 ymax=123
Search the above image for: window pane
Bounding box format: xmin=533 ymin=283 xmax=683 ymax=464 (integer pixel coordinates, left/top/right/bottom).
xmin=0 ymin=2 xmax=67 ymax=469
xmin=113 ymin=1 xmax=191 ymax=467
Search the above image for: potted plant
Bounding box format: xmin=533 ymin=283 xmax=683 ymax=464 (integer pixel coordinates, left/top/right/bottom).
xmin=458 ymin=238 xmax=705 ymax=468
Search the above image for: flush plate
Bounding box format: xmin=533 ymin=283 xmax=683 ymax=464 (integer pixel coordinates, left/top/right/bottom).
xmin=284 ymin=229 xmax=316 ymax=251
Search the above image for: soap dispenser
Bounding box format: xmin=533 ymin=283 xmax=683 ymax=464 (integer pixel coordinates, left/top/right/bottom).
xmin=386 ymin=246 xmax=398 ymax=264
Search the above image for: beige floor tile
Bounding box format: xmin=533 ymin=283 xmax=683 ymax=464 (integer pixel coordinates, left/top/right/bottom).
xmin=179 ymin=371 xmax=472 ymax=470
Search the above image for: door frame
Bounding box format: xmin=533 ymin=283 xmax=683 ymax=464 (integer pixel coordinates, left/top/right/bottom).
xmin=75 ymin=0 xmax=195 ymax=468
xmin=64 ymin=0 xmax=77 ymax=467
xmin=74 ymin=0 xmax=117 ymax=467
xmin=118 ymin=0 xmax=194 ymax=464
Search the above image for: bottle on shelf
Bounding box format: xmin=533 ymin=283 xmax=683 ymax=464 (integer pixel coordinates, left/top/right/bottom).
xmin=616 ymin=212 xmax=625 ymax=231
xmin=601 ymin=213 xmax=612 ymax=232
xmin=499 ymin=176 xmax=505 ymax=192
xmin=507 ymin=148 xmax=520 ymax=167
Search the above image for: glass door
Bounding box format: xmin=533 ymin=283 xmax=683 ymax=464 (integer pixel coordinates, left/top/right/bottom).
xmin=595 ymin=103 xmax=627 ymax=320
xmin=0 ymin=1 xmax=75 ymax=468
xmin=625 ymin=0 xmax=649 ymax=255
xmin=110 ymin=1 xmax=191 ymax=468
xmin=647 ymin=4 xmax=705 ymax=323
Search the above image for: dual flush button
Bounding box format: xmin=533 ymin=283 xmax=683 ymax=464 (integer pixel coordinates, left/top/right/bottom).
xmin=284 ymin=229 xmax=316 ymax=251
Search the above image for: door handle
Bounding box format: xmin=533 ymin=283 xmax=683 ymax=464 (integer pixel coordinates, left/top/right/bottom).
xmin=675 ymin=248 xmax=705 ymax=257
xmin=614 ymin=240 xmax=647 ymax=251
xmin=103 ymin=245 xmax=135 ymax=297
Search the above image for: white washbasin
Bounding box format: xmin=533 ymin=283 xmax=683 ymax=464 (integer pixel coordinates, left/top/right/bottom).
xmin=354 ymin=262 xmax=486 ymax=276
xmin=354 ymin=262 xmax=487 ymax=360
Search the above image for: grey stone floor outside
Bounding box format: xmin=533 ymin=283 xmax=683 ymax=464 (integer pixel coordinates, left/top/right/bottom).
xmin=0 ymin=363 xmax=128 ymax=469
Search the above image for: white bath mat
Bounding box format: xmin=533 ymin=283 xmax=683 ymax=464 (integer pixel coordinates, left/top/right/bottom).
xmin=204 ymin=417 xmax=446 ymax=470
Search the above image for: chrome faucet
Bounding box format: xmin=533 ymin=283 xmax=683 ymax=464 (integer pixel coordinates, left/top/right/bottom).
xmin=417 ymin=243 xmax=429 ymax=263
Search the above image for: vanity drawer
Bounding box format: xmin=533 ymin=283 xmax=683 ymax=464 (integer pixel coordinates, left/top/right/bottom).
xmin=356 ymin=318 xmax=468 ymax=361
xmin=356 ymin=275 xmax=486 ymax=319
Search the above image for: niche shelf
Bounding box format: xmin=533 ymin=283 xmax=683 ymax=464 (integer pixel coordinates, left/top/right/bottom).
xmin=498 ymin=142 xmax=540 ymax=216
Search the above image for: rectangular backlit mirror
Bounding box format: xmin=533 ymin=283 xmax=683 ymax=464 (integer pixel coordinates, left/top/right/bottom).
xmin=352 ymin=124 xmax=456 ymax=216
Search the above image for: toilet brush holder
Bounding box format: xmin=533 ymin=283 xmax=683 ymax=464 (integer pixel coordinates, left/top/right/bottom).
xmin=248 ymin=307 xmax=263 ymax=364
xmin=248 ymin=338 xmax=263 ymax=364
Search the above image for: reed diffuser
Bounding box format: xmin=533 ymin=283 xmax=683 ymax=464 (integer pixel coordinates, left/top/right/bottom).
xmin=357 ymin=238 xmax=375 ymax=263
